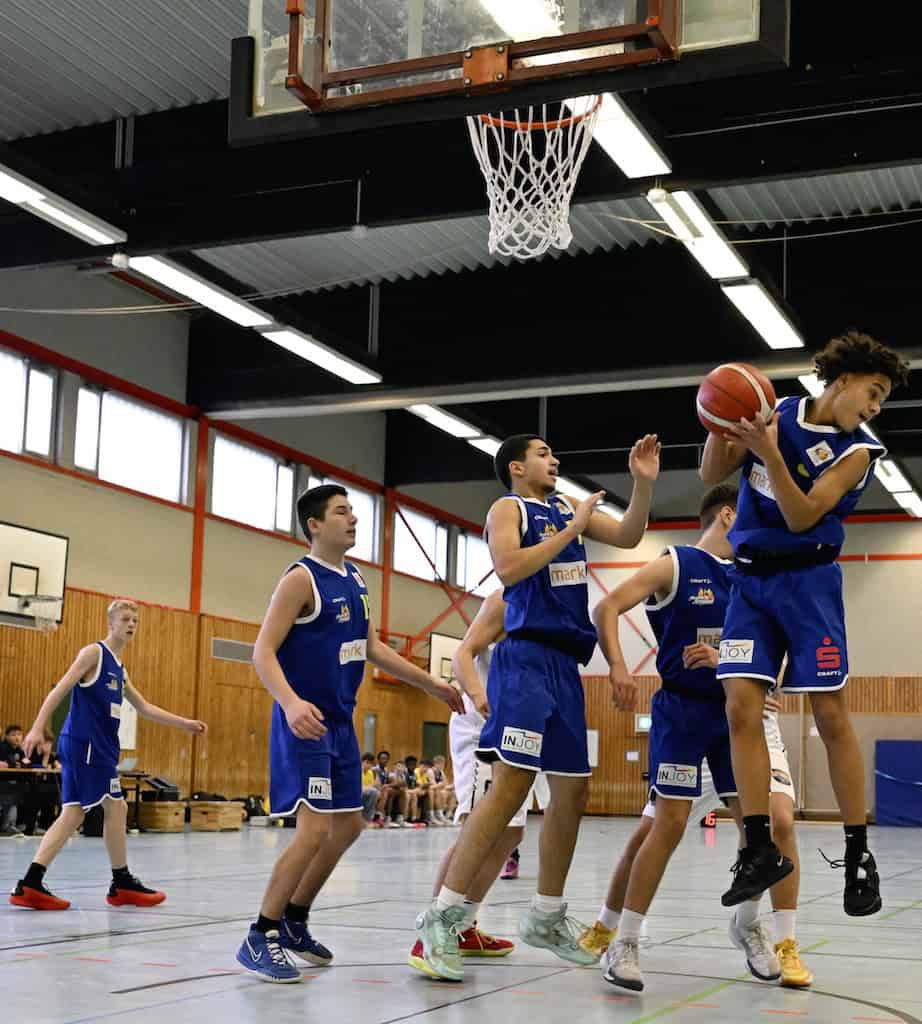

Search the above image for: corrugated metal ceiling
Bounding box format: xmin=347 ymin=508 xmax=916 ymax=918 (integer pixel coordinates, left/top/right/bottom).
xmin=0 ymin=0 xmax=287 ymax=141
xmin=194 ymin=196 xmax=664 ymax=295
xmin=709 ymin=164 xmax=922 ymax=229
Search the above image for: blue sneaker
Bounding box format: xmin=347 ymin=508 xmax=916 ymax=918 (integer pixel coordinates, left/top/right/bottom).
xmin=279 ymin=917 xmax=333 ymax=965
xmin=236 ymin=926 xmax=302 ymax=983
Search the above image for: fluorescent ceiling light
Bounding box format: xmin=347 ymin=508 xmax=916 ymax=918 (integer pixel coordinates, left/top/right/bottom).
xmin=580 ymin=94 xmax=671 ymax=179
xmin=875 ymin=459 xmax=913 ymax=495
xmin=468 ymin=436 xmax=502 ymax=456
xmin=0 ymin=166 xmax=44 ymax=205
xmin=408 ymin=404 xmax=479 ymax=438
xmin=893 ymin=490 xmax=922 ymax=517
xmin=721 ymin=280 xmax=805 ymax=350
xmin=556 ymin=476 xmax=594 ymax=502
xmin=647 ymin=188 xmax=748 ymax=280
xmin=797 ymin=373 xmax=823 ymax=398
xmin=263 ymin=329 xmax=381 ymax=385
xmin=129 ymin=256 xmax=271 ymax=328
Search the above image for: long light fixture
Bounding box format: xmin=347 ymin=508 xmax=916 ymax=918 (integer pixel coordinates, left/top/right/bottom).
xmin=721 ymin=280 xmax=805 ymax=350
xmin=0 ymin=162 xmax=126 ymax=245
xmin=468 ymin=436 xmax=502 ymax=456
xmin=875 ymin=459 xmax=913 ymax=494
xmin=129 ymin=256 xmax=271 ymax=328
xmin=894 ymin=491 xmax=922 ymax=517
xmin=797 ymin=373 xmax=824 ymax=397
xmin=263 ymin=329 xmax=382 ymax=385
xmin=646 ymin=188 xmax=748 ymax=280
xmin=408 ymin=404 xmax=479 ymax=438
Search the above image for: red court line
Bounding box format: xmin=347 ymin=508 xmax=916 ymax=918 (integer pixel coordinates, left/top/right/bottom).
xmin=73 ymin=956 xmax=113 ymax=963
xmin=762 ymin=1011 xmax=808 ymax=1016
xmin=141 ymin=962 xmax=179 ymax=967
xmin=851 ymin=1018 xmax=902 ymax=1022
xmin=15 ymin=952 xmax=49 ymax=958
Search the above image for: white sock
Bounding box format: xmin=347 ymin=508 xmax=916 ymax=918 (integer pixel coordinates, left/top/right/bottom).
xmin=618 ymin=909 xmax=644 ymax=943
xmin=435 ymin=886 xmax=466 ymax=912
xmin=598 ymin=905 xmax=621 ymax=931
xmin=773 ymin=909 xmax=796 ymax=943
xmin=533 ymin=892 xmax=563 ymax=914
xmin=462 ymin=899 xmax=480 ymax=928
xmin=735 ymin=896 xmax=762 ymax=929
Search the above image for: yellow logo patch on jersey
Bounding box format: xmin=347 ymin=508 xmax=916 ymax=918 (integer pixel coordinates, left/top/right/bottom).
xmin=797 ymin=463 xmax=810 ymax=478
xmin=336 ymin=604 xmax=351 ymax=624
xmin=689 ymin=587 xmax=715 ymax=606
xmin=540 ymin=523 xmax=558 ymax=541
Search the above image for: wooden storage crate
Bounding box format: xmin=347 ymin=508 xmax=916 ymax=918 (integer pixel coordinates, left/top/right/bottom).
xmin=189 ymin=801 xmax=244 ymax=832
xmin=138 ymin=801 xmax=185 ymax=833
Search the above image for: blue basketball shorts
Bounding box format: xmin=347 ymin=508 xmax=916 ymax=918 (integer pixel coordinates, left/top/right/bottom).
xmin=717 ymin=563 xmax=848 ymax=693
xmin=58 ymin=735 xmax=124 ymax=811
xmin=648 ymin=689 xmax=736 ymax=800
xmin=476 ymin=636 xmax=590 ymax=776
xmin=269 ymin=715 xmax=362 ymax=816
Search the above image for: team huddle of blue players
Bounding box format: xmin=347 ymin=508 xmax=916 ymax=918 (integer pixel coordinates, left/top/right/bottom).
xmin=8 ymin=330 xmax=910 ymax=994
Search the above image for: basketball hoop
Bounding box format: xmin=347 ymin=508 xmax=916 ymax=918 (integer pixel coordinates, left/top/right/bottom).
xmin=466 ymin=96 xmax=602 ymax=260
xmin=17 ymin=594 xmax=62 ymax=633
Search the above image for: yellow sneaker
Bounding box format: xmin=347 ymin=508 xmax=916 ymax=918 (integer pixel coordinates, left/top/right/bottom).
xmin=576 ymin=921 xmax=615 ymax=961
xmin=775 ymin=939 xmax=813 ymax=988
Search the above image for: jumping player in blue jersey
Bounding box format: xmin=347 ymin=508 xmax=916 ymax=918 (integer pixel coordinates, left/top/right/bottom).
xmin=10 ymin=599 xmax=207 ymax=912
xmin=413 ymin=432 xmax=661 ymax=981
xmin=236 ymin=484 xmax=464 ymax=983
xmin=701 ymin=331 xmax=910 ymax=913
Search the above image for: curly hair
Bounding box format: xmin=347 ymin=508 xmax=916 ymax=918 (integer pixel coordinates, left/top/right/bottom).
xmin=813 ymin=331 xmax=910 ymax=389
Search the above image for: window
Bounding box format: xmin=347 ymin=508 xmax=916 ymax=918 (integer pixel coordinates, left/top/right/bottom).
xmin=74 ymin=387 xmax=101 ymax=470
xmin=24 ymin=368 xmax=55 ymax=456
xmin=212 ymin=434 xmax=291 ymax=531
xmin=304 ymin=475 xmax=379 ymax=562
xmin=394 ymin=506 xmax=448 ymax=581
xmin=456 ymin=532 xmax=495 ymax=597
xmin=97 ymin=392 xmax=184 ymax=503
xmin=0 ymin=349 xmax=27 ymax=453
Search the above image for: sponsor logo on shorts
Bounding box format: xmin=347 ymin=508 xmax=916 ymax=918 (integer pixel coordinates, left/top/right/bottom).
xmin=109 ymin=777 xmax=121 ymax=794
xmin=335 ymin=603 xmax=351 ymax=624
xmin=501 ymin=727 xmax=543 ymax=757
xmin=771 ymin=769 xmax=792 ymax=787
xmin=308 ymin=777 xmax=332 ymax=801
xmin=816 ymin=636 xmax=842 ymax=675
xmin=339 ymin=639 xmax=367 ymax=665
xmin=719 ymin=639 xmax=755 ymax=664
xmin=548 ymin=561 xmax=587 ymax=587
xmin=806 ymin=440 xmax=835 ymax=467
xmin=697 ymin=627 xmax=723 ymax=649
xmin=748 ymin=463 xmax=776 ymax=500
xmin=656 ymin=763 xmax=698 ymax=789
xmin=110 ymin=702 xmax=121 ymax=719
xmin=689 ymin=587 xmax=715 ymax=606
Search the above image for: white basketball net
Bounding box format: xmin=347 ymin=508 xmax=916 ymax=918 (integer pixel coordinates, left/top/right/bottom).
xmin=466 ymin=96 xmax=602 ymax=260
xmin=19 ymin=595 xmax=61 ymax=633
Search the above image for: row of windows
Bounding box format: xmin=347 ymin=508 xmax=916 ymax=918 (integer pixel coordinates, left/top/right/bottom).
xmin=0 ymin=347 xmax=494 ymax=591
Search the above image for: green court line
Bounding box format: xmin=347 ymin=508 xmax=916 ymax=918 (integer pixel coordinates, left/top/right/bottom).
xmin=878 ymin=899 xmax=922 ymax=922
xmin=801 ymin=938 xmax=830 ymax=953
xmin=627 ymin=974 xmax=749 ymax=1024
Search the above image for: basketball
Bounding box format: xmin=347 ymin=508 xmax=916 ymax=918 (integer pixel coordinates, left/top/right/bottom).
xmin=696 ymin=363 xmax=777 ymax=437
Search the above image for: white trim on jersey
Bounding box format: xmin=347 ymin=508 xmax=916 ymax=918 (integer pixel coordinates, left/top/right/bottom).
xmin=290 ymin=561 xmax=322 ymax=625
xmin=795 ymin=397 xmax=838 ymax=434
xmin=81 ymin=644 xmax=104 ymax=687
xmin=645 ymin=546 xmax=680 ymax=611
xmin=821 ymin=440 xmax=886 ymax=490
xmin=307 ymin=553 xmax=348 ymax=578
xmin=270 ymin=797 xmax=363 ymax=817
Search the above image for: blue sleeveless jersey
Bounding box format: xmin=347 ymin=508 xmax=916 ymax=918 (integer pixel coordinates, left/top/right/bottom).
xmin=645 ymin=547 xmax=732 ymax=699
xmin=500 ymin=493 xmax=596 ymax=664
xmin=731 ymin=396 xmax=885 ymax=555
xmin=275 ymin=555 xmax=370 ymax=722
xmin=60 ymin=641 xmax=124 ymax=765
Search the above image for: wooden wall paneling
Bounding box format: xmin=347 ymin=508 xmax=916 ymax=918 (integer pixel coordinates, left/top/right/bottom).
xmin=353 ymin=670 xmax=451 ymax=766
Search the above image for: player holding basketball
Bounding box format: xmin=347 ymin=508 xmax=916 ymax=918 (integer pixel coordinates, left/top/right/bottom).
xmin=414 ymin=432 xmax=660 ymax=981
xmin=10 ymin=599 xmax=207 ymax=911
xmin=700 ymin=332 xmax=910 ymax=912
xmin=236 ymin=484 xmax=463 ymax=983
xmin=587 ymin=486 xmax=811 ymax=991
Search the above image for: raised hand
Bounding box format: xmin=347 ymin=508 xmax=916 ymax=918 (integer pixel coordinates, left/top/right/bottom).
xmin=629 ymin=434 xmax=662 ymax=483
xmin=571 ymin=490 xmax=606 ymax=534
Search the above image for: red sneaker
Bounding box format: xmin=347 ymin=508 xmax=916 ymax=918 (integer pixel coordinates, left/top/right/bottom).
xmin=458 ymin=926 xmax=514 ymax=957
xmin=107 ymin=875 xmax=166 ymax=907
xmin=409 ymin=938 xmax=427 ymax=972
xmin=9 ymin=881 xmax=71 ymax=911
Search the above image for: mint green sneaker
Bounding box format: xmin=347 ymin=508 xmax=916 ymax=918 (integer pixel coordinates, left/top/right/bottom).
xmin=518 ymin=904 xmax=598 ymax=966
xmin=410 ymin=904 xmax=465 ymax=981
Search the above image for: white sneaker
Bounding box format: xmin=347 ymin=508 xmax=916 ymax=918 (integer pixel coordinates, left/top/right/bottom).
xmin=729 ymin=911 xmax=781 ymax=981
xmin=387 ymin=818 xmax=402 ymax=829
xmin=602 ymin=938 xmax=643 ymax=991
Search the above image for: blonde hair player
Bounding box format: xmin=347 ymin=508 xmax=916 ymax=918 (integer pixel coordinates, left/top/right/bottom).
xmin=10 ymin=599 xmax=207 ymax=911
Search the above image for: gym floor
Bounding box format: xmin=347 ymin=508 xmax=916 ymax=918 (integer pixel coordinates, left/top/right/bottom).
xmin=2 ymin=817 xmax=920 ymax=1024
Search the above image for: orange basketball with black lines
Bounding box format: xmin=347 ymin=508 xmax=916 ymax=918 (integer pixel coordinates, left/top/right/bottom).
xmin=696 ymin=363 xmax=777 ymax=438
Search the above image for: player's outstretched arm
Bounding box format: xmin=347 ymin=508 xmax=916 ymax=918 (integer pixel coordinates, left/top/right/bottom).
xmin=582 ymin=434 xmax=661 ymax=549
xmin=699 ymin=432 xmax=747 ymax=485
xmin=450 ymin=590 xmax=505 ymax=717
xmin=727 ymin=416 xmax=871 ymax=532
xmin=593 ymin=555 xmax=674 ymax=712
xmin=22 ymin=644 xmax=99 ymax=758
xmin=487 ymin=492 xmax=602 ymax=586
xmin=253 ymin=568 xmax=327 ymax=740
xmin=366 ymin=618 xmax=465 ymax=714
xmin=123 ymin=680 xmax=207 ymax=734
